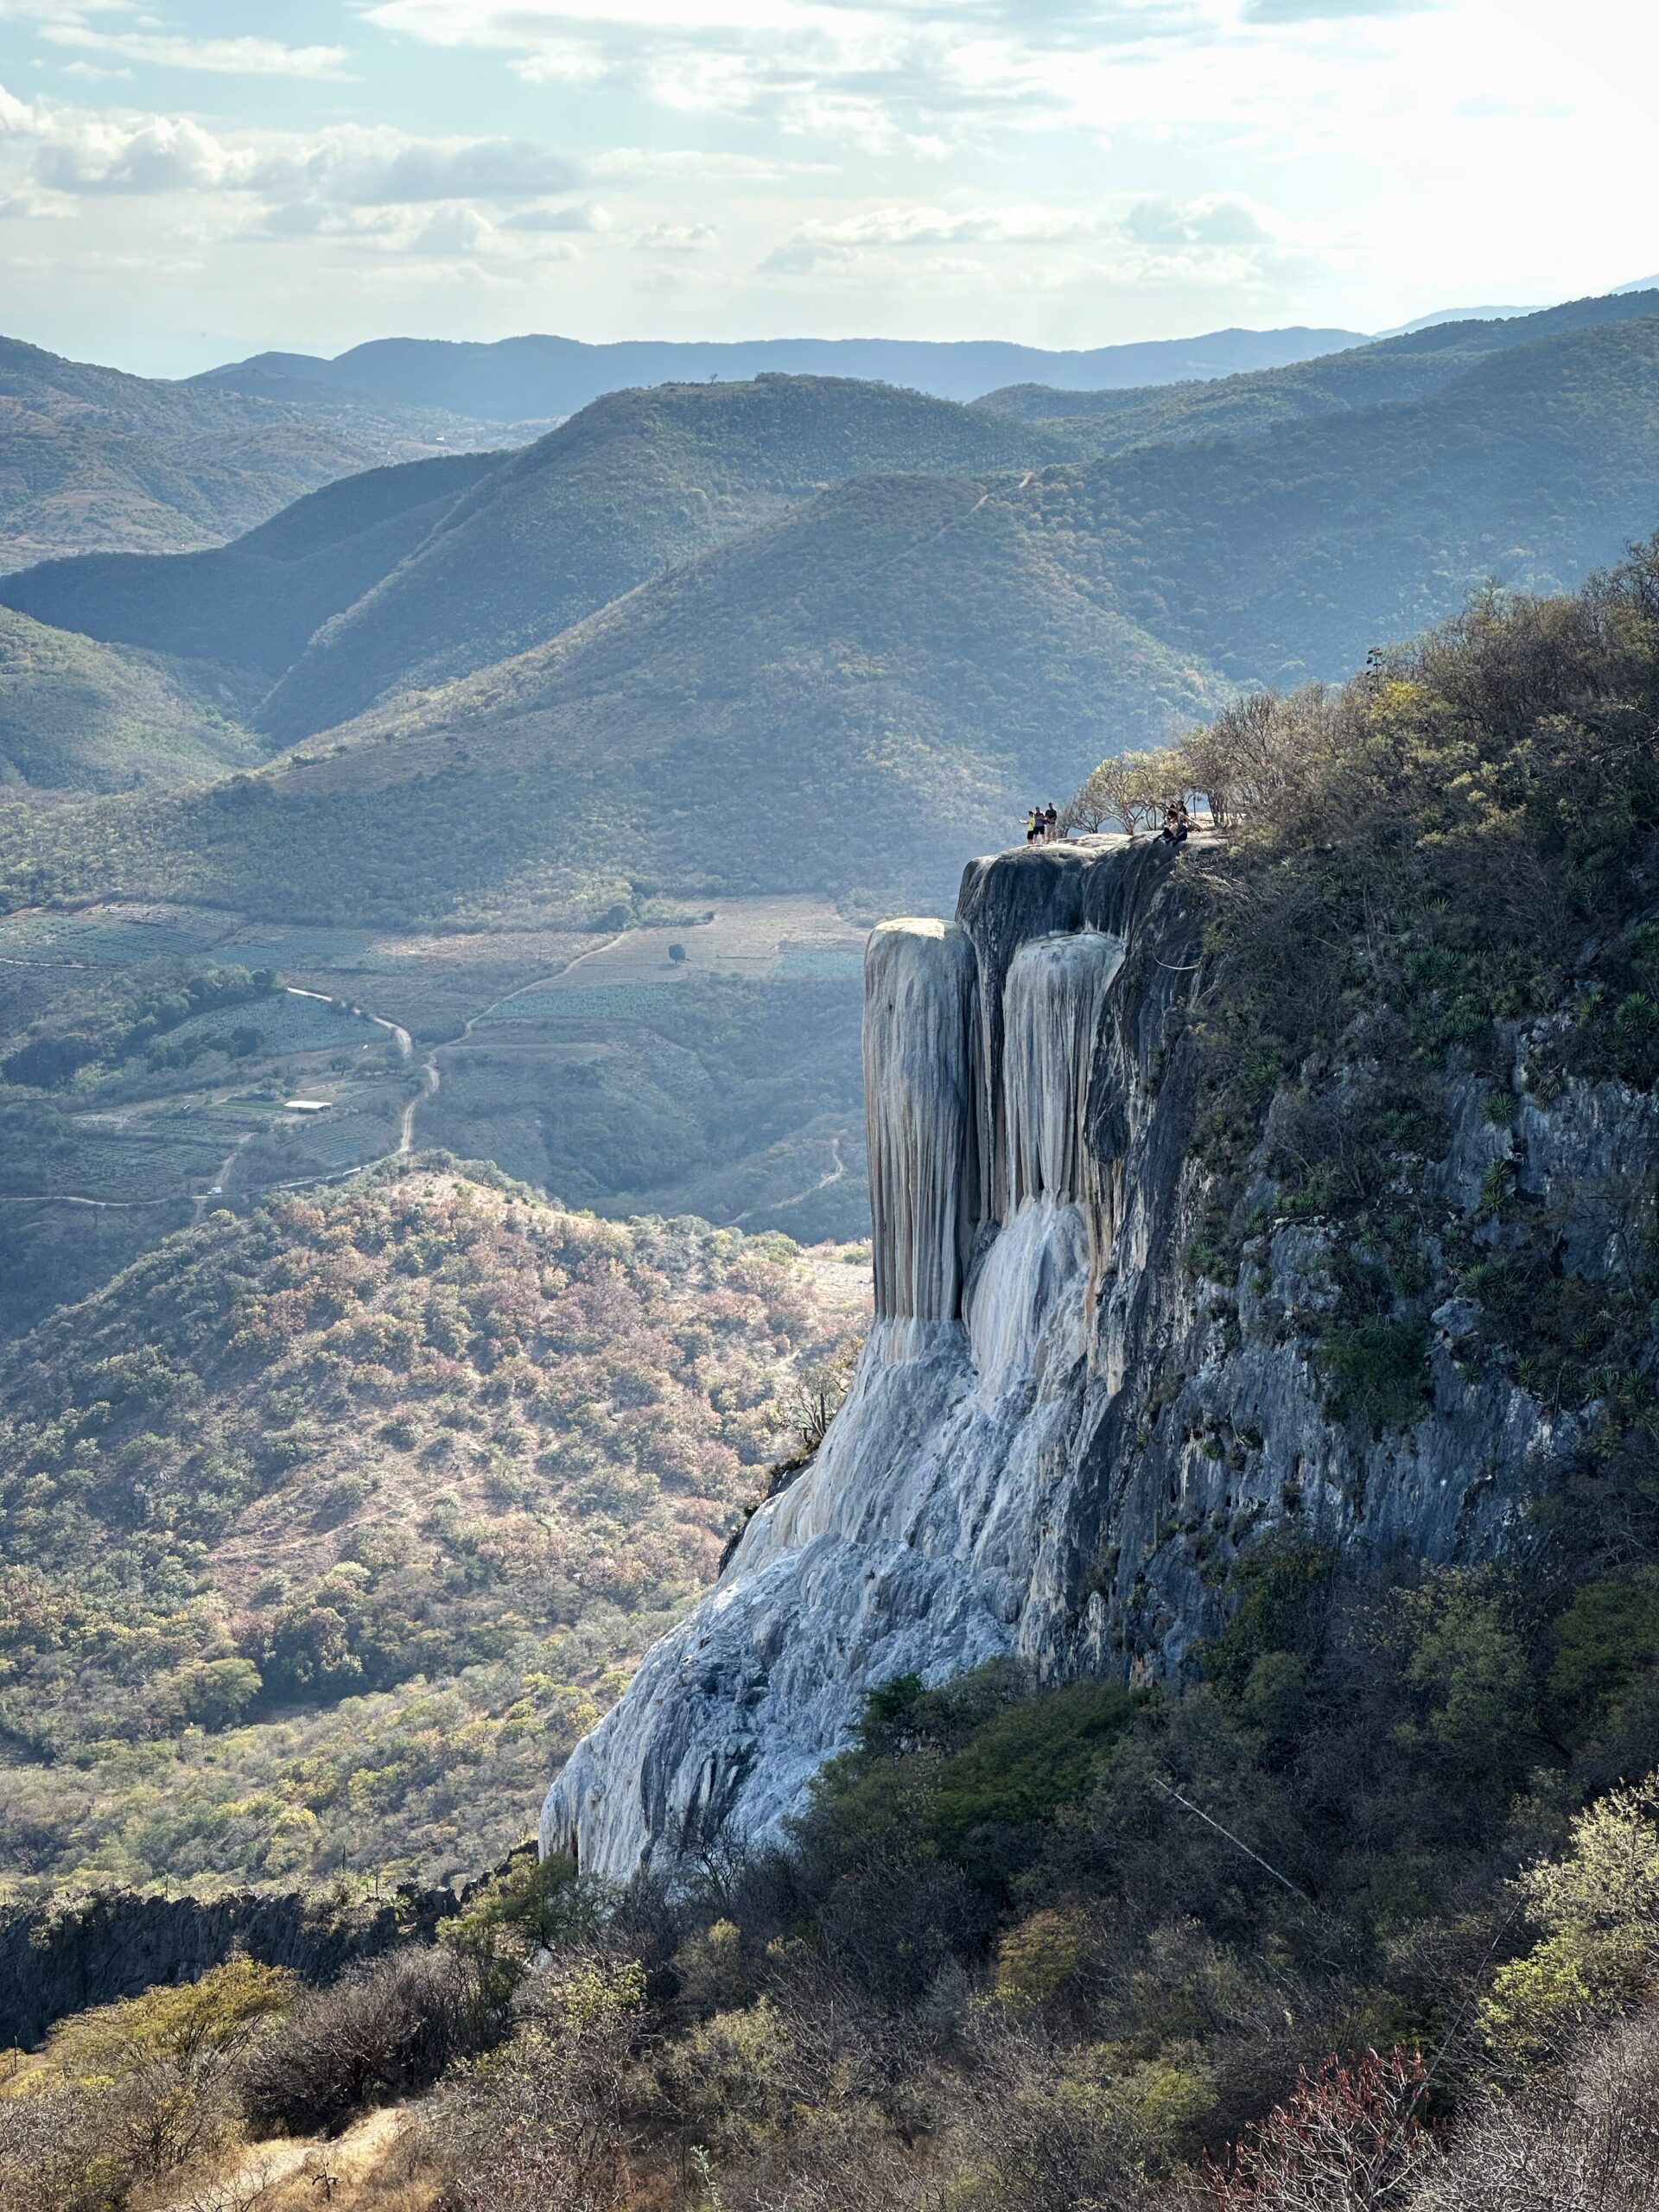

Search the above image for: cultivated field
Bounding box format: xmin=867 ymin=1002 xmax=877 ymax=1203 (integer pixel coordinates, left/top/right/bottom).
xmin=0 ymin=893 xmax=874 ymax=1325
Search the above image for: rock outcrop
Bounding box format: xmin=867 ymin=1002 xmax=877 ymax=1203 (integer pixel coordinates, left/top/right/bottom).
xmin=541 ymin=836 xmax=1656 ymax=1881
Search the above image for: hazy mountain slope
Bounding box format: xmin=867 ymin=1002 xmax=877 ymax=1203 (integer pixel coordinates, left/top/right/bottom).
xmin=0 ymin=336 xmax=481 ymax=572
xmin=976 ymin=286 xmax=1659 ymax=447
xmin=0 ymin=1162 xmax=866 ymax=1889
xmin=0 ymin=472 xmax=1224 ymax=922
xmin=259 ymin=374 xmax=1071 ymax=740
xmin=198 ymin=325 xmax=1364 ymax=421
xmin=6 ymin=310 xmax=1656 ymax=920
xmin=0 ymin=452 xmax=499 ymax=676
xmin=0 ymin=608 xmax=261 ymax=791
xmin=1051 ymin=311 xmax=1659 ymax=683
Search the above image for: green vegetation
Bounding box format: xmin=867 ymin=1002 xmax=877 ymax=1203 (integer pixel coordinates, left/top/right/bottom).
xmin=4 ymin=314 xmax=1659 ymax=928
xmin=1 ymin=963 xmax=281 ymax=1088
xmin=262 ymin=374 xmax=1072 ymax=738
xmin=977 ymin=286 xmax=1659 ymax=449
xmin=1033 ymin=311 xmax=1659 ymax=687
xmin=16 ymin=1550 xmax=1659 ymax=2212
xmin=0 ymin=334 xmax=451 ymax=572
xmin=0 ymin=1163 xmax=865 ymax=1892
xmin=1 ymin=453 xmax=498 ymax=680
xmin=0 ymin=609 xmax=264 ymax=792
xmin=0 ymin=464 xmax=1220 ymax=925
xmin=1097 ymin=541 xmax=1659 ymax=1455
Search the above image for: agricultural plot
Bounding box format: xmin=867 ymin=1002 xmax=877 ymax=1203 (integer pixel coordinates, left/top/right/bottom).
xmin=165 ymin=988 xmax=373 ymax=1055
xmin=0 ymin=892 xmax=875 ymax=1325
xmin=0 ymin=901 xmax=235 ymax=967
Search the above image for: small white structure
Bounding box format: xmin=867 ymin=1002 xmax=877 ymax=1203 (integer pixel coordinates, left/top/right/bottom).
xmin=283 ymin=1098 xmax=334 ymax=1113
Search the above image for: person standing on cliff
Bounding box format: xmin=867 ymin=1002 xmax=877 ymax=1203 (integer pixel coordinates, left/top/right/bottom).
xmin=1044 ymin=803 xmax=1058 ymax=842
xmin=1026 ymin=810 xmax=1040 ymax=845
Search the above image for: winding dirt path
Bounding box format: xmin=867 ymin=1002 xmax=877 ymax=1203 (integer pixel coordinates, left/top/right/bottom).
xmin=0 ymin=931 xmax=630 ymax=1216
xmin=732 ymin=1128 xmax=849 ymax=1226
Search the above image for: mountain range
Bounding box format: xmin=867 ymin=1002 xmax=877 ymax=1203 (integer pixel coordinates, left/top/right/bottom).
xmin=194 ymin=323 xmax=1365 ymax=422
xmin=1 ymin=290 xmax=1656 ymax=918
xmin=0 ymin=336 xmax=524 ymax=575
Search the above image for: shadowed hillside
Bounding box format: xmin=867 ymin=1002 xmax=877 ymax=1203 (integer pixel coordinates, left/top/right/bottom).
xmin=0 ymin=453 xmax=499 ymax=679
xmin=0 ymin=336 xmax=486 ymax=572
xmin=0 ymin=609 xmax=263 ymax=791
xmin=258 ymin=375 xmax=1072 ymax=738
xmin=1033 ymin=310 xmax=1659 ymax=683
xmin=0 ymin=469 xmax=1221 ymax=921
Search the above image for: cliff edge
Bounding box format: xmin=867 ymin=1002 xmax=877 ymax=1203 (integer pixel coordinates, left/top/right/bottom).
xmin=542 ymin=832 xmax=1655 ymax=1881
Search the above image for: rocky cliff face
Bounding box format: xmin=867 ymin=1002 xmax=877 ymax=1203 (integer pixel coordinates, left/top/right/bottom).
xmin=541 ymin=837 xmax=1656 ymax=1881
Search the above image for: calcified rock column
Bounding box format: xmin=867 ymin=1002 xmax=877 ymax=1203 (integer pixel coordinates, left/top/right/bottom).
xmin=863 ymin=919 xmax=977 ymax=1324
xmin=1000 ymin=931 xmax=1126 ymax=1218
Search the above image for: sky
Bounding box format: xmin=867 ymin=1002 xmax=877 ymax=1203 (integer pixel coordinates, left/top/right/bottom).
xmin=0 ymin=0 xmax=1653 ymax=377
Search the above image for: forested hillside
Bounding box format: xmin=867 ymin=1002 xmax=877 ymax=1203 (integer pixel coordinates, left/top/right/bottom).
xmin=0 ymin=453 xmax=499 ymax=683
xmin=259 ymin=376 xmax=1069 ymax=737
xmin=0 ymin=337 xmax=495 ymax=572
xmin=0 ymin=470 xmax=1221 ymax=921
xmin=977 ymin=283 xmax=1659 ymax=442
xmin=1041 ymin=311 xmax=1659 ymax=683
xmin=0 ymin=1162 xmax=867 ymax=1891
xmin=4 ymin=311 xmax=1658 ymax=922
xmin=0 ymin=610 xmax=262 ymax=791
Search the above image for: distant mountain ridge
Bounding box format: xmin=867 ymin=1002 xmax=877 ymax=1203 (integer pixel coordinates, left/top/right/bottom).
xmin=4 ymin=305 xmax=1658 ymax=925
xmin=194 ymin=325 xmax=1365 ymax=421
xmin=0 ymin=334 xmax=516 ymax=573
xmin=0 ymin=376 xmax=1071 ymax=742
xmin=976 ymin=289 xmax=1659 ymax=432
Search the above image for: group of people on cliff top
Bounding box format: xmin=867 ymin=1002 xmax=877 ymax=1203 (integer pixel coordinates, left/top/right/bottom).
xmin=1023 ymin=798 xmax=1192 ymax=846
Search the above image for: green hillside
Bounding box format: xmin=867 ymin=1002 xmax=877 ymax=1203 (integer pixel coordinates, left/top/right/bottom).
xmin=0 ymin=335 xmax=485 ymax=572
xmin=1045 ymin=311 xmax=1659 ymax=683
xmin=0 ymin=608 xmax=263 ymax=791
xmin=976 ymin=285 xmax=1659 ymax=450
xmin=258 ymin=374 xmax=1072 ymax=739
xmin=0 ymin=469 xmax=1219 ymax=922
xmin=0 ymin=452 xmax=499 ymax=676
xmin=0 ymin=1162 xmax=866 ymax=1891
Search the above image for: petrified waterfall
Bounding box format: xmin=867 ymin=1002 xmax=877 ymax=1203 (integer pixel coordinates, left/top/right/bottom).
xmin=543 ymin=832 xmax=1605 ymax=1880
xmin=1001 ymin=931 xmax=1124 ymax=1219
xmin=540 ymin=844 xmax=1165 ymax=1879
xmin=864 ymin=919 xmax=976 ymax=1324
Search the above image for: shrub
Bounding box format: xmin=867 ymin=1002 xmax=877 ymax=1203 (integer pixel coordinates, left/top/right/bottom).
xmin=240 ymin=1947 xmax=493 ymax=2137
xmin=41 ymin=1956 xmax=295 ymax=2183
xmin=1205 ymin=2047 xmax=1431 ymax=2210
xmin=425 ymin=1957 xmax=645 ymax=2212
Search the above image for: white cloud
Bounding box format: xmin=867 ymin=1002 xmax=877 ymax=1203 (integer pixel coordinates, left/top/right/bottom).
xmin=0 ymin=87 xmax=585 ymax=217
xmin=502 ymin=200 xmax=605 ymax=232
xmin=264 ymin=137 xmax=582 ymax=206
xmin=30 ymin=110 xmax=245 ymax=194
xmin=360 ymin=0 xmax=1205 ymax=145
xmin=760 ymin=192 xmax=1293 ymax=276
xmin=1123 ymin=193 xmax=1275 ymax=245
xmin=634 ymin=219 xmax=716 ymax=251
xmin=42 ymin=28 xmax=354 ymax=78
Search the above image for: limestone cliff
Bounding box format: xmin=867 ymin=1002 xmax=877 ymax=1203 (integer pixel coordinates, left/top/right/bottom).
xmin=541 ymin=836 xmax=1656 ymax=1881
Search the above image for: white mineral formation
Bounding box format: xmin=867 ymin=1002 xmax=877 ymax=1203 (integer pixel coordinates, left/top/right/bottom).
xmin=541 ymin=838 xmax=1624 ymax=1881
xmin=542 ymin=853 xmax=1147 ymax=1880
xmin=863 ymin=918 xmax=976 ymax=1325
